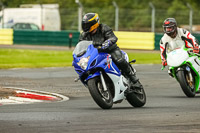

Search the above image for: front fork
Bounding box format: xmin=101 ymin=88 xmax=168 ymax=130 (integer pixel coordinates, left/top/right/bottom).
xmin=171 ymin=66 xmax=195 ymax=88
xmin=185 ymin=66 xmax=193 ymax=83
xmin=100 ymin=71 xmax=108 ymax=91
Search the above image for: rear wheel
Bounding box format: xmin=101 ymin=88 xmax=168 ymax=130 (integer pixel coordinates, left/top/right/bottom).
xmin=87 ymin=76 xmax=113 ymax=109
xmin=177 ymin=70 xmax=195 ymax=97
xmin=126 ymin=81 xmax=146 ymax=107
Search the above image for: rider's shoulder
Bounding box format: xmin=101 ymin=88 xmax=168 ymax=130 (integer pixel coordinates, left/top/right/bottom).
xmin=101 ymin=23 xmax=109 ymax=28
xmin=177 ymin=27 xmax=188 ymax=35
xmin=161 ymin=33 xmax=171 ymax=42
xmin=101 ymin=23 xmax=112 ymax=31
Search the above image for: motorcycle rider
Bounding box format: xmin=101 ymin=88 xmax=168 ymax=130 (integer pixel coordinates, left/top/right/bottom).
xmin=79 ymin=13 xmax=142 ymax=93
xmin=160 ymin=18 xmax=200 ymax=67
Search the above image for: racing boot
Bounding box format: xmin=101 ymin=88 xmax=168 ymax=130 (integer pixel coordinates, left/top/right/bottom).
xmin=119 ymin=63 xmax=143 ymax=95
xmin=124 ymin=70 xmax=143 ymax=95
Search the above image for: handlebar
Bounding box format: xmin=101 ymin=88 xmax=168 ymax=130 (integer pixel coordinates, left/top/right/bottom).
xmin=187 ymin=49 xmax=200 ymax=57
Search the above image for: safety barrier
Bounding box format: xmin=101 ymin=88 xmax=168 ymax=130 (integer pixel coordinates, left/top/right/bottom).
xmin=13 ymin=30 xmax=79 ymax=47
xmin=154 ymin=33 xmax=163 ymax=50
xmin=193 ymin=33 xmax=200 ymax=43
xmin=0 ymin=29 xmax=199 ymax=51
xmin=114 ymin=31 xmax=155 ymax=50
xmin=0 ymin=29 xmax=13 ymax=45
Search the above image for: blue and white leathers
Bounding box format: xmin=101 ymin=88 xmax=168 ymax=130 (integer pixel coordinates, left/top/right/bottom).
xmin=73 ymin=41 xmax=130 ymax=103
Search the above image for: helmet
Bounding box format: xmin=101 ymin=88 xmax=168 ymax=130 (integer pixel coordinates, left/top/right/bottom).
xmin=82 ymin=13 xmax=100 ymax=33
xmin=163 ymin=18 xmax=177 ymax=37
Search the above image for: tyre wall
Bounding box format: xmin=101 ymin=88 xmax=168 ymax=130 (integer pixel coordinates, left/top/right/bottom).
xmin=0 ymin=29 xmax=13 ymax=45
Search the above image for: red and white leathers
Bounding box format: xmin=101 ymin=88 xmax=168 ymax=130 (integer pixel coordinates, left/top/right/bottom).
xmin=160 ymin=27 xmax=199 ymax=66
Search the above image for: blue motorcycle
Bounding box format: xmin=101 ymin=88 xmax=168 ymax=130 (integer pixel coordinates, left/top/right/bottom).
xmin=72 ymin=41 xmax=146 ymax=109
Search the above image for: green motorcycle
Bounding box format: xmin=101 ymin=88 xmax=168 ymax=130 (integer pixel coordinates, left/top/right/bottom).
xmin=162 ymin=41 xmax=200 ymax=97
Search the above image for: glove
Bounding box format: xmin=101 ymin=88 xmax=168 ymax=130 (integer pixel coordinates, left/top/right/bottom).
xmin=101 ymin=40 xmax=111 ymax=50
xmin=193 ymin=44 xmax=199 ymax=53
xmin=162 ymin=59 xmax=167 ymax=66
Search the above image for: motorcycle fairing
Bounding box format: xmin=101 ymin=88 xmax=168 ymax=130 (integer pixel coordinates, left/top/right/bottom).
xmin=73 ymin=44 xmax=122 ymax=81
xmin=106 ymin=73 xmax=128 ymax=102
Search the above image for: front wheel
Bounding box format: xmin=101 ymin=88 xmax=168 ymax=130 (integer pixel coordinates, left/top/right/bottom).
xmin=126 ymin=81 xmax=146 ymax=107
xmin=176 ymin=70 xmax=195 ymax=97
xmin=87 ymin=76 xmax=113 ymax=109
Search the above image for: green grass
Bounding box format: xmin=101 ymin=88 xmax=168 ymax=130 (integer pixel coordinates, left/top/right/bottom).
xmin=127 ymin=52 xmax=161 ymax=64
xmin=0 ymin=49 xmax=73 ymax=69
xmin=0 ymin=49 xmax=161 ymax=69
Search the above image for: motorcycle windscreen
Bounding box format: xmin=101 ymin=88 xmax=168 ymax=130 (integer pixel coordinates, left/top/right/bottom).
xmin=73 ymin=41 xmax=93 ymax=57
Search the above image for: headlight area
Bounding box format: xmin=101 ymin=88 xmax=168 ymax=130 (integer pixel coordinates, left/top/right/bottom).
xmin=77 ymin=56 xmax=90 ymax=70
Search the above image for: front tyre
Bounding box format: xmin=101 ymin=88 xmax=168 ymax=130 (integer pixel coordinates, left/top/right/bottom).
xmin=177 ymin=70 xmax=195 ymax=97
xmin=87 ymin=76 xmax=113 ymax=109
xmin=126 ymin=81 xmax=146 ymax=107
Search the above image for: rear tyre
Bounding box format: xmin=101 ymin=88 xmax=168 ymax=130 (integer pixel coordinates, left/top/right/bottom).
xmin=177 ymin=70 xmax=195 ymax=97
xmin=126 ymin=81 xmax=146 ymax=107
xmin=87 ymin=76 xmax=113 ymax=109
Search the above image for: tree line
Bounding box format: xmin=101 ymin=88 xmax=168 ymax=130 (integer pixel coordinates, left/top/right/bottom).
xmin=1 ymin=0 xmax=199 ymax=32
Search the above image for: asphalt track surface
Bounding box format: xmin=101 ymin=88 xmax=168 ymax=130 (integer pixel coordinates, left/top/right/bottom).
xmin=1 ymin=65 xmax=200 ymax=133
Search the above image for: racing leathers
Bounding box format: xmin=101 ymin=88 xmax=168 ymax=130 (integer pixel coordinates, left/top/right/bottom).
xmin=160 ymin=27 xmax=200 ymax=66
xmin=79 ymin=23 xmax=141 ymax=91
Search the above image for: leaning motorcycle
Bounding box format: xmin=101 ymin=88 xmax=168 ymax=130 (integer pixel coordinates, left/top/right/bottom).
xmin=72 ymin=41 xmax=146 ymax=109
xmin=163 ymin=40 xmax=200 ymax=97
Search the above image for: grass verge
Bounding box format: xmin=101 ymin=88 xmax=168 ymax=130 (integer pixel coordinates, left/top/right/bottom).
xmin=0 ymin=49 xmax=161 ymax=69
xmin=127 ymin=52 xmax=161 ymax=64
